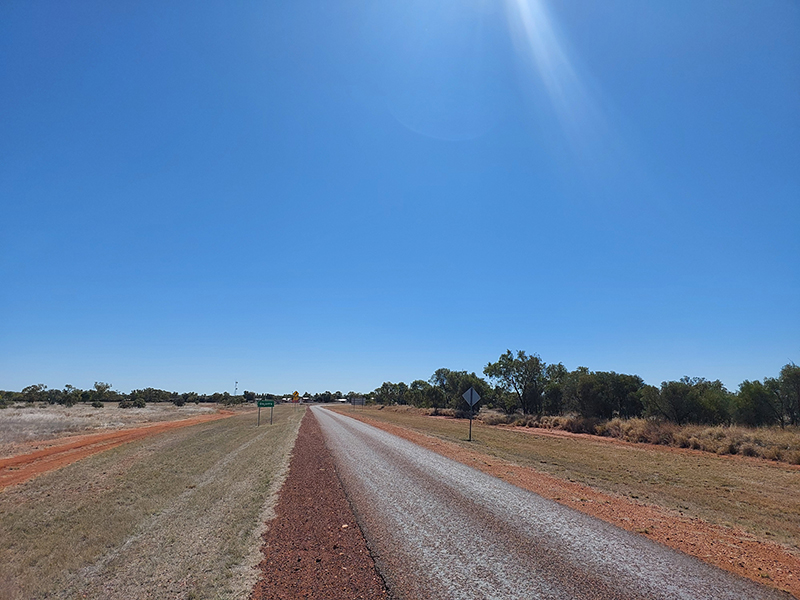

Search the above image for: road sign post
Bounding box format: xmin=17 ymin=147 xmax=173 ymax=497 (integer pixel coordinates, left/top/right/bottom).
xmin=257 ymin=399 xmax=275 ymax=426
xmin=462 ymin=387 xmax=481 ymax=442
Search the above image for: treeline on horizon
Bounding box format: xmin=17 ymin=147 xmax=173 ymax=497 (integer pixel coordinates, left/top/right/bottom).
xmin=370 ymin=351 xmax=800 ymax=429
xmin=2 ymin=351 xmax=799 ymax=429
xmin=0 ymin=383 xmax=256 ymax=409
xmin=0 ymin=384 xmax=350 ymax=409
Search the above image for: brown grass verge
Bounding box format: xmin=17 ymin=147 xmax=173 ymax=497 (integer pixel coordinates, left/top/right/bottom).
xmin=0 ymin=410 xmax=234 ymax=490
xmin=477 ymin=411 xmax=800 ymax=465
xmin=333 ymin=406 xmax=800 ymax=598
xmin=0 ymin=406 xmax=303 ymax=599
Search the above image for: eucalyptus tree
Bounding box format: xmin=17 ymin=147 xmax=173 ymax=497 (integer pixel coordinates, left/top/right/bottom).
xmin=484 ymin=350 xmax=548 ymax=415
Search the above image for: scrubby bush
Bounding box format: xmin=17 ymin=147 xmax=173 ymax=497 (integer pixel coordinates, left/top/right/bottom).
xmin=474 ymin=408 xmax=800 ymax=466
xmin=481 ymin=412 xmax=514 ymax=426
xmin=763 ymin=447 xmax=784 ymax=461
xmin=739 ymin=444 xmax=756 ymax=457
xmin=91 ymin=401 xmax=104 ymax=408
xmin=561 ymin=416 xmax=601 ymax=434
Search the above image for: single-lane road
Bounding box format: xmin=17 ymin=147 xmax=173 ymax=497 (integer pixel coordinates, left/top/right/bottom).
xmin=313 ymin=407 xmax=790 ymax=600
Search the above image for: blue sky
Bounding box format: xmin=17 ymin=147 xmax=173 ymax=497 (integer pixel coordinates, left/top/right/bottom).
xmin=2 ymin=0 xmax=798 ymax=395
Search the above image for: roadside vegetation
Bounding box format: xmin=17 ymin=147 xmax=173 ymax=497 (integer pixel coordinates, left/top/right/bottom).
xmin=371 ymin=406 xmax=800 ymax=465
xmin=480 ymin=413 xmax=800 ymax=465
xmin=4 ymin=352 xmax=798 ymax=465
xmin=0 ymin=405 xmax=303 ymax=599
xmin=361 ymin=351 xmax=800 ymax=465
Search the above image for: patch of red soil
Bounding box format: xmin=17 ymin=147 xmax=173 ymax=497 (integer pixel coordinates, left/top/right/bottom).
xmin=349 ymin=413 xmax=800 ymax=599
xmin=0 ymin=411 xmax=234 ymax=491
xmin=250 ymin=410 xmax=388 ymax=600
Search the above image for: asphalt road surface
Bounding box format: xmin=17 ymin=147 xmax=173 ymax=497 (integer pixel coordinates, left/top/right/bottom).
xmin=313 ymin=407 xmax=790 ymax=600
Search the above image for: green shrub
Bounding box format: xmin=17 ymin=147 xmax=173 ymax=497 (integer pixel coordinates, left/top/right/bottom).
xmin=119 ymin=399 xmax=133 ymax=409
xmin=132 ymin=398 xmax=146 ymax=408
xmin=91 ymin=401 xmax=104 ymax=408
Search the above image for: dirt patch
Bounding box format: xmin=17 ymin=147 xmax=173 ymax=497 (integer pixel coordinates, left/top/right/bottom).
xmin=348 ymin=412 xmax=800 ymax=599
xmin=0 ymin=410 xmax=233 ymax=490
xmin=250 ymin=410 xmax=388 ymax=600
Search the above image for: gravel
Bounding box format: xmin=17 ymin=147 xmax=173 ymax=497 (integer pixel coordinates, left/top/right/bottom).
xmin=250 ymin=409 xmax=388 ymax=600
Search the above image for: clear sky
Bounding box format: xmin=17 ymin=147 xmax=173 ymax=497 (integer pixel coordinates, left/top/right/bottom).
xmin=2 ymin=0 xmax=798 ymax=395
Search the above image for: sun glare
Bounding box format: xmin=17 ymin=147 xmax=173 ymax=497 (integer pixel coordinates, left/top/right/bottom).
xmin=505 ymin=0 xmax=600 ymax=143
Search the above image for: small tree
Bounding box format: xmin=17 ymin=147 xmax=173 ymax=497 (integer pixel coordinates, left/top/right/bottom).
xmin=21 ymin=384 xmax=47 ymax=404
xmin=779 ymin=363 xmax=800 ymax=425
xmin=92 ymin=382 xmax=112 ymax=404
xmin=735 ymin=380 xmax=779 ymax=427
xmin=484 ymin=351 xmax=547 ymax=415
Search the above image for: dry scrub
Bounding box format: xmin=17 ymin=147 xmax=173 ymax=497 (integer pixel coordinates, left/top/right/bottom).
xmin=444 ymin=407 xmax=800 ymax=466
xmin=0 ymin=406 xmax=303 ymax=599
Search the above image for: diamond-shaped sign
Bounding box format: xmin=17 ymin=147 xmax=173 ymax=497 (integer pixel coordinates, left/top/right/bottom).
xmin=462 ymin=387 xmax=481 ymax=407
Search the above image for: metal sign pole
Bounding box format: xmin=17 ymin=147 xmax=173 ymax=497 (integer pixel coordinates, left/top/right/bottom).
xmin=257 ymin=400 xmax=274 ymax=425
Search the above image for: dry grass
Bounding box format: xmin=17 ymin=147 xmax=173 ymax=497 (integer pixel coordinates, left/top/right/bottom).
xmin=0 ymin=402 xmax=219 ymax=458
xmin=474 ymin=410 xmax=800 ymax=466
xmin=0 ymin=405 xmax=304 ymax=599
xmin=345 ymin=406 xmax=800 ymax=554
xmin=593 ymin=418 xmax=800 ymax=465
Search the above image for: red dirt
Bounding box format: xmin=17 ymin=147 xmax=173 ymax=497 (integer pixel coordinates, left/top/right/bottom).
xmin=0 ymin=411 xmax=234 ymax=491
xmin=346 ymin=412 xmax=800 ymax=599
xmin=250 ymin=410 xmax=388 ymax=600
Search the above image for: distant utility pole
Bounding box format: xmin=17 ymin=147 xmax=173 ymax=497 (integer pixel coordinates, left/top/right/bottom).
xmin=234 ymin=381 xmax=238 ymax=395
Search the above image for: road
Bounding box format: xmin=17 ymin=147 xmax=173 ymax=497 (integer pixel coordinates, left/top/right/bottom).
xmin=312 ymin=407 xmax=790 ymax=600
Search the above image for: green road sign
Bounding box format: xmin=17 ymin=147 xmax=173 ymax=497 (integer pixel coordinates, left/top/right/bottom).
xmin=258 ymin=400 xmax=275 ymax=408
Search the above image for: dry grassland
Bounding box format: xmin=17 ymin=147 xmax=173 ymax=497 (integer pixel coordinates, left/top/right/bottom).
xmin=0 ymin=405 xmax=303 ymax=599
xmin=482 ymin=412 xmax=800 ymax=465
xmin=340 ymin=406 xmax=800 ymax=554
xmin=0 ymin=403 xmax=219 ymax=458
